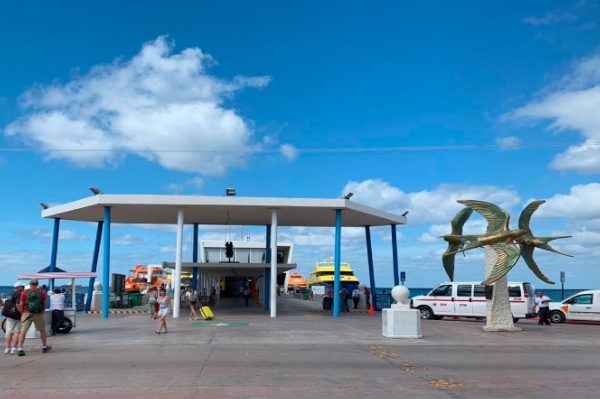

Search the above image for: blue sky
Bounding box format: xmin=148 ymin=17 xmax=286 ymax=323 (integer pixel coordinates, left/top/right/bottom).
xmin=1 ymin=1 xmax=600 ymax=289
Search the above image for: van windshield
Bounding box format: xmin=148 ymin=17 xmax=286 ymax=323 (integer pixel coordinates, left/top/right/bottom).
xmin=429 ymin=285 xmax=452 ymax=296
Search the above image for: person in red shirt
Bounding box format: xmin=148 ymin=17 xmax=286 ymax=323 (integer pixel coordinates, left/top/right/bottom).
xmin=15 ymin=278 xmax=52 ymax=356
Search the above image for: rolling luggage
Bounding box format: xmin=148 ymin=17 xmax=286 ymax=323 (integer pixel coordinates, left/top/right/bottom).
xmin=199 ymin=305 xmax=214 ymax=320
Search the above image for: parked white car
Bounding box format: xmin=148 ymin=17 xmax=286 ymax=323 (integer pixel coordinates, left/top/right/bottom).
xmin=548 ymin=290 xmax=600 ymax=323
xmin=411 ymin=281 xmax=537 ymax=322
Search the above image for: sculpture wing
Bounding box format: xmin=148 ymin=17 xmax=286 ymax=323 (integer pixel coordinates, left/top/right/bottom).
xmin=450 ymin=207 xmax=473 ymax=235
xmin=518 ymin=200 xmax=545 ymax=232
xmin=458 ymin=200 xmax=509 ymax=234
xmin=520 ymin=245 xmax=555 ymax=284
xmin=442 ymin=252 xmax=456 ymax=282
xmin=481 ymin=243 xmax=521 ymax=285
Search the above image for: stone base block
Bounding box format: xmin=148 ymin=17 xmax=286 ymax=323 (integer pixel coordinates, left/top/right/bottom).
xmin=482 ymin=326 xmax=522 ymax=332
xmin=382 ymin=308 xmax=423 ymax=338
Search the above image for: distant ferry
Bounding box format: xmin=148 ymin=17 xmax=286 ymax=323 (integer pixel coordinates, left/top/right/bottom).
xmin=286 ymin=272 xmax=308 ymax=289
xmin=308 ymin=260 xmax=360 ymax=288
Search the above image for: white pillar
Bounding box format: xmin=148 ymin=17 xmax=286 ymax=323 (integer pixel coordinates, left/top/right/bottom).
xmin=173 ymin=209 xmax=184 ymax=318
xmin=270 ymin=209 xmax=278 ymax=318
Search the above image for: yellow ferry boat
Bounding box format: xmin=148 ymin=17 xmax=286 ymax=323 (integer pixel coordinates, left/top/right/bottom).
xmin=308 ymin=260 xmax=360 ymax=287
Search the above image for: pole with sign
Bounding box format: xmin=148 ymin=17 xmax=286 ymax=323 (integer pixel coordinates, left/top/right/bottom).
xmin=560 ymin=271 xmax=565 ymax=300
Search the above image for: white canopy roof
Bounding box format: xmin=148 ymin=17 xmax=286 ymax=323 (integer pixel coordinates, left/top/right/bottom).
xmin=41 ymin=194 xmax=406 ymax=227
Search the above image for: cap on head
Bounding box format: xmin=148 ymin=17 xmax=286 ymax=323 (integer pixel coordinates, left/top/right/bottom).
xmin=30 ymin=278 xmax=39 ymax=285
xmin=14 ymin=281 xmax=25 ymax=288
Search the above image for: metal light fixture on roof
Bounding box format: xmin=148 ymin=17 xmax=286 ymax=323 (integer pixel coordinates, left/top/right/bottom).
xmin=89 ymin=186 xmax=102 ymax=195
xmin=344 ymin=192 xmax=354 ymax=200
xmin=40 ymin=202 xmax=49 ymax=210
xmin=402 ymin=211 xmax=409 ymax=217
xmin=225 ymin=188 xmax=236 ymax=196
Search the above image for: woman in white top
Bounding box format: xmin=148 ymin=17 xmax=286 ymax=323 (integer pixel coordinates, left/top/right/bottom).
xmin=155 ymin=287 xmax=171 ymax=334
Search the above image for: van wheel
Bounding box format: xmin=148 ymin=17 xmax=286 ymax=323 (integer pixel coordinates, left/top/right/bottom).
xmin=549 ymin=310 xmax=565 ymax=324
xmin=418 ymin=306 xmax=434 ymax=320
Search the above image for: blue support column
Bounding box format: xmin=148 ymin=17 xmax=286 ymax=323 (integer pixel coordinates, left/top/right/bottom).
xmin=49 ymin=218 xmax=60 ymax=291
xmin=365 ymin=226 xmax=377 ymax=311
xmin=264 ymin=224 xmax=271 ymax=311
xmin=102 ymin=207 xmax=111 ymax=319
xmin=391 ymin=224 xmax=399 ymax=286
xmin=85 ymin=221 xmax=103 ymax=311
xmin=333 ymin=209 xmax=342 ymax=318
xmin=192 ymin=223 xmax=198 ymax=290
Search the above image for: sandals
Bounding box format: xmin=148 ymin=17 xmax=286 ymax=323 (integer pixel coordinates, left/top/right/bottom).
xmin=154 ymin=330 xmax=168 ymax=334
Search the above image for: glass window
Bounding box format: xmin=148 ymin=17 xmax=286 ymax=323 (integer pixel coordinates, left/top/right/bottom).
xmin=457 ymin=285 xmax=472 ymax=297
xmin=250 ymin=249 xmax=265 ymax=263
xmin=573 ymin=294 xmax=593 ymax=305
xmin=205 ymin=248 xmax=221 ymax=263
xmin=508 ymin=286 xmax=521 ymax=297
xmin=474 ymin=285 xmax=486 ymax=297
xmin=236 ymin=248 xmax=251 ymax=263
xmin=430 ymin=285 xmax=452 ymax=296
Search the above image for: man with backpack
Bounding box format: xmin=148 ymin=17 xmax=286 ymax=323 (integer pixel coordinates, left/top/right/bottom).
xmin=3 ymin=281 xmax=25 ymax=354
xmin=15 ymin=278 xmax=52 ymax=356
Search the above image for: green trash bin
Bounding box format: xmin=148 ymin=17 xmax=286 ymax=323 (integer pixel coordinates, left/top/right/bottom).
xmin=129 ymin=293 xmax=143 ymax=307
xmin=303 ymin=292 xmax=310 ymax=300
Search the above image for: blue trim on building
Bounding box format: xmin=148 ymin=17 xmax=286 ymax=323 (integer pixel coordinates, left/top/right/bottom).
xmin=365 ymin=226 xmax=377 ymax=311
xmin=391 ymin=224 xmax=399 ymax=286
xmin=192 ymin=223 xmax=198 ymax=290
xmin=49 ymin=218 xmax=60 ymax=291
xmin=264 ymin=224 xmax=271 ymax=311
xmin=85 ymin=221 xmax=103 ymax=311
xmin=333 ymin=209 xmax=342 ymax=318
xmin=102 ymin=207 xmax=111 ymax=319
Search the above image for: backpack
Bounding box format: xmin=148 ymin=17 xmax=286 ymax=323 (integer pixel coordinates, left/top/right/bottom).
xmin=26 ymin=289 xmax=44 ymax=313
xmin=1 ymin=291 xmax=21 ymax=320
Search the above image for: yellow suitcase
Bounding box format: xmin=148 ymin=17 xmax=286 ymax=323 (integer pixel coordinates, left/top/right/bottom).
xmin=200 ymin=305 xmax=214 ymax=320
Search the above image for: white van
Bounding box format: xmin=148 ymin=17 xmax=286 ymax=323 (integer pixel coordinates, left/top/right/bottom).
xmin=411 ymin=281 xmax=537 ymax=322
xmin=548 ymin=290 xmax=600 ymax=323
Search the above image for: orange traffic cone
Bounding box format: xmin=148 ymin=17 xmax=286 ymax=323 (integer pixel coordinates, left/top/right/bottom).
xmin=368 ymin=303 xmax=375 ymax=316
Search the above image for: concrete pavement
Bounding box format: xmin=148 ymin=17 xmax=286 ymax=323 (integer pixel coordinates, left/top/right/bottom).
xmin=1 ymin=296 xmax=599 ymax=399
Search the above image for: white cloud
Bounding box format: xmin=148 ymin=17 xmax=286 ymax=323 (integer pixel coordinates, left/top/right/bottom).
xmin=534 ymin=183 xmax=600 ymax=220
xmin=279 ymin=144 xmax=299 ymax=161
xmin=31 ymin=229 xmax=87 ymax=241
xmin=112 ymin=234 xmax=148 ymax=246
xmin=342 ymin=179 xmax=521 ymax=225
xmin=523 ymin=11 xmax=577 ymax=26
xmin=4 ymin=36 xmax=273 ymax=176
xmin=496 ymin=136 xmax=522 ymax=150
xmin=509 ymin=52 xmax=600 ymax=173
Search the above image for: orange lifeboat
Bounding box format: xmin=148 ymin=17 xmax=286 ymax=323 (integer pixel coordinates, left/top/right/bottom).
xmin=287 ymin=272 xmax=308 ymax=289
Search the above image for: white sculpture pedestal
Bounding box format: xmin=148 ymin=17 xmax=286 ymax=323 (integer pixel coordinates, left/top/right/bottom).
xmin=482 ymin=246 xmax=521 ymax=332
xmin=382 ymin=286 xmax=423 ymax=339
xmin=90 ymin=282 xmax=103 ymax=311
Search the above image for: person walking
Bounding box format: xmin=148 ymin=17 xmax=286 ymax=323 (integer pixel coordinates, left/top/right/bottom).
xmin=147 ymin=287 xmax=158 ymax=319
xmin=535 ymin=291 xmax=551 ymax=326
xmin=243 ymin=286 xmax=251 ymax=307
xmin=15 ymin=278 xmax=51 ymax=356
xmin=49 ymin=288 xmax=66 ymax=335
xmin=155 ymin=287 xmax=171 ymax=334
xmin=364 ymin=286 xmax=371 ymax=309
xmin=3 ymin=281 xmax=25 ymax=354
xmin=352 ymin=287 xmax=361 ymax=310
xmin=340 ymin=286 xmax=349 ymax=312
xmin=187 ymin=288 xmax=199 ymax=320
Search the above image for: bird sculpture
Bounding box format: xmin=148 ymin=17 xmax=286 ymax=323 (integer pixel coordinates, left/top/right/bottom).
xmin=441 ymin=207 xmax=474 ymax=281
xmin=442 ymin=199 xmax=571 ymax=285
